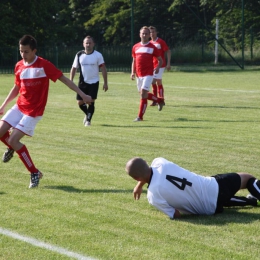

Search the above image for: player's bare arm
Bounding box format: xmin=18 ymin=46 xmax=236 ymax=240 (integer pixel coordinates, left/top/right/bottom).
xmin=131 ymin=59 xmax=136 ymax=80
xmin=58 ymin=75 xmax=92 ymax=104
xmin=133 ymin=181 xmax=146 ymax=200
xmin=100 ymin=64 xmax=108 ymax=92
xmin=154 ymin=56 xmax=163 ymax=74
xmin=70 ymin=67 xmax=77 ymax=81
xmin=0 ymin=85 xmax=19 ymax=115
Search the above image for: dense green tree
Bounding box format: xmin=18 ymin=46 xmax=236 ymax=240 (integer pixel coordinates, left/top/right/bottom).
xmin=0 ymin=0 xmax=69 ymax=47
xmin=1 ymin=0 xmax=260 ymax=49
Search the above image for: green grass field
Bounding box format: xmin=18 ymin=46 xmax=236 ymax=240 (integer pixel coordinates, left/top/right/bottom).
xmin=0 ymin=70 xmax=260 ymax=260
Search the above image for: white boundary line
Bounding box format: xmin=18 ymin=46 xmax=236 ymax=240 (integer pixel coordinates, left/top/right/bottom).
xmin=0 ymin=227 xmax=97 ymax=260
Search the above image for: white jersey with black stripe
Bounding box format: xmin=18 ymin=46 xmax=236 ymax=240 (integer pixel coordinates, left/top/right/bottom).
xmin=147 ymin=158 xmax=218 ymax=218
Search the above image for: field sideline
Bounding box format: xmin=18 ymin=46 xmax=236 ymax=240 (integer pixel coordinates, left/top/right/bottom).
xmin=0 ymin=70 xmax=260 ymax=260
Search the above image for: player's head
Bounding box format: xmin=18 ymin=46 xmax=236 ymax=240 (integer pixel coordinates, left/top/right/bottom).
xmin=125 ymin=157 xmax=150 ymax=181
xmin=19 ymin=35 xmax=37 ymax=63
xmin=83 ymin=36 xmax=95 ymax=51
xmin=19 ymin=35 xmax=37 ymax=50
xmin=149 ymin=26 xmax=158 ymax=39
xmin=139 ymin=26 xmax=150 ymax=44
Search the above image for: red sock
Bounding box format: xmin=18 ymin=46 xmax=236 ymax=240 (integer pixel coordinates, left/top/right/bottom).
xmin=0 ymin=131 xmax=12 ymax=148
xmin=148 ymin=93 xmax=163 ymax=103
xmin=138 ymin=98 xmax=147 ymax=119
xmin=16 ymin=145 xmax=38 ymax=173
xmin=158 ymin=85 xmax=164 ymax=98
xmin=152 ymin=84 xmax=157 ymax=97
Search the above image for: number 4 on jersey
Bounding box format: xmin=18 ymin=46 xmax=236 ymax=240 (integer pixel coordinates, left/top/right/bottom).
xmin=166 ymin=175 xmax=192 ymax=190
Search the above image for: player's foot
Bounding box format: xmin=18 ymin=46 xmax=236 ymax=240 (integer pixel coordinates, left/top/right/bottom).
xmin=246 ymin=194 xmax=260 ymax=206
xmin=133 ymin=117 xmax=143 ymax=122
xmin=29 ymin=171 xmax=43 ymax=188
xmin=83 ymin=115 xmax=87 ymax=125
xmin=150 ymin=101 xmax=157 ymax=106
xmin=158 ymin=101 xmax=164 ymax=111
xmin=85 ymin=121 xmax=91 ymax=126
xmin=2 ymin=148 xmax=14 ymax=163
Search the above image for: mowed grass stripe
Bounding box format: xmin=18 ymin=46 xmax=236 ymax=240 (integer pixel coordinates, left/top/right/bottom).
xmin=0 ymin=70 xmax=260 ymax=259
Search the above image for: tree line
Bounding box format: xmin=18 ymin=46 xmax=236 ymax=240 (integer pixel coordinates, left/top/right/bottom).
xmin=1 ymin=0 xmax=260 ymax=50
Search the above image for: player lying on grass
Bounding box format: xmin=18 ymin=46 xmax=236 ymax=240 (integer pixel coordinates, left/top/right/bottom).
xmin=125 ymin=157 xmax=260 ymax=219
xmin=0 ymin=35 xmax=92 ymax=188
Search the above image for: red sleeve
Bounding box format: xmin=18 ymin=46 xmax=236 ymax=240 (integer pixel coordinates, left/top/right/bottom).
xmin=43 ymin=59 xmax=63 ymax=82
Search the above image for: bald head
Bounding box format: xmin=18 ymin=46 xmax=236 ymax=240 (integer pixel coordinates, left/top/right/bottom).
xmin=125 ymin=157 xmax=150 ymax=181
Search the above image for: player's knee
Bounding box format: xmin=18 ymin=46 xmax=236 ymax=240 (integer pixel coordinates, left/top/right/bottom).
xmin=247 ymin=177 xmax=260 ymax=200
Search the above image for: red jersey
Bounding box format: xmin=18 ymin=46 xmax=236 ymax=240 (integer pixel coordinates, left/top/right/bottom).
xmin=150 ymin=37 xmax=169 ymax=68
xmin=132 ymin=42 xmax=160 ymax=77
xmin=15 ymin=56 xmax=63 ymax=117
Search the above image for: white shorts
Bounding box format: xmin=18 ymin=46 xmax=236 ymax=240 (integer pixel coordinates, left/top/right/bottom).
xmin=153 ymin=67 xmax=165 ymax=80
xmin=136 ymin=75 xmax=153 ymax=92
xmin=1 ymin=104 xmax=42 ymax=136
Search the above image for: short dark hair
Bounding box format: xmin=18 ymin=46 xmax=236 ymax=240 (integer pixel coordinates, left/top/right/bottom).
xmin=149 ymin=26 xmax=157 ymax=32
xmin=19 ymin=35 xmax=37 ymax=50
xmin=84 ymin=36 xmax=95 ymax=43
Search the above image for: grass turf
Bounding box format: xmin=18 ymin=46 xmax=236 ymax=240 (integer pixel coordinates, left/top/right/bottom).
xmin=0 ymin=70 xmax=260 ymax=259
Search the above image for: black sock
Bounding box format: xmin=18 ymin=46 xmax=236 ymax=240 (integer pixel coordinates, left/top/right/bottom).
xmin=224 ymin=196 xmax=257 ymax=207
xmin=79 ymin=103 xmax=88 ymax=114
xmin=87 ymin=102 xmax=95 ymax=122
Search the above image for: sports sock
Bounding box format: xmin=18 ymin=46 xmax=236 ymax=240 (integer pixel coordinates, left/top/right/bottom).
xmin=87 ymin=102 xmax=95 ymax=122
xmin=79 ymin=103 xmax=88 ymax=115
xmin=224 ymin=196 xmax=257 ymax=207
xmin=16 ymin=145 xmax=38 ymax=173
xmin=138 ymin=98 xmax=147 ymax=119
xmin=147 ymin=93 xmax=163 ymax=103
xmin=158 ymin=84 xmax=164 ymax=98
xmin=0 ymin=131 xmax=12 ymax=148
xmin=152 ymin=84 xmax=157 ymax=97
xmin=247 ymin=177 xmax=260 ymax=200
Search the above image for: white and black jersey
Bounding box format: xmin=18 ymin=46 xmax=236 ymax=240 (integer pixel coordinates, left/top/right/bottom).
xmin=72 ymin=50 xmax=105 ymax=84
xmin=148 ymin=158 xmax=219 ymax=218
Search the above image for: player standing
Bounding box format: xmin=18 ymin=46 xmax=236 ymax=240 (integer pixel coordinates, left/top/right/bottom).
xmin=149 ymin=26 xmax=171 ymax=106
xmin=70 ymin=36 xmax=108 ymax=127
xmin=0 ymin=35 xmax=92 ymax=188
xmin=131 ymin=26 xmax=164 ymax=121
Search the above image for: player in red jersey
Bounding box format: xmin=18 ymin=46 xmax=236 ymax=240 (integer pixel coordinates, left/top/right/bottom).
xmin=0 ymin=35 xmax=92 ymax=188
xmin=131 ymin=26 xmax=164 ymax=121
xmin=149 ymin=26 xmax=171 ymax=106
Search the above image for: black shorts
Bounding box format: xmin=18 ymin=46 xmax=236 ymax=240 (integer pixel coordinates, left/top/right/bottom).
xmin=213 ymin=173 xmax=241 ymax=213
xmin=76 ymin=81 xmax=99 ymax=100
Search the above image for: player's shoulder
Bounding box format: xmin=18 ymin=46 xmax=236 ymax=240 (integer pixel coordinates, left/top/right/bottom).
xmin=36 ymin=56 xmax=55 ymax=67
xmin=77 ymin=50 xmax=85 ymax=57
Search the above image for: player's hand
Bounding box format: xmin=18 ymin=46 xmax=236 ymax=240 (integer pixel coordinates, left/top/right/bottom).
xmin=133 ymin=184 xmax=143 ymax=200
xmin=166 ymin=65 xmax=171 ymax=71
xmin=103 ymin=84 xmax=108 ymax=92
xmin=154 ymin=67 xmax=160 ymax=74
xmin=82 ymin=94 xmax=93 ymax=104
xmin=130 ymin=73 xmax=135 ymax=80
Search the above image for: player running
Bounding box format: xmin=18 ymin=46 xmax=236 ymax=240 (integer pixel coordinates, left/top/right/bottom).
xmin=0 ymin=35 xmax=92 ymax=188
xmin=149 ymin=26 xmax=171 ymax=106
xmin=131 ymin=26 xmax=164 ymax=121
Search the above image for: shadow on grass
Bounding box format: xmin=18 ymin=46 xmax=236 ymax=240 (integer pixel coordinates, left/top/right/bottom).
xmin=44 ymin=185 xmax=145 ymax=194
xmin=101 ymin=124 xmax=209 ymax=129
xmin=178 ymin=208 xmax=259 ymax=225
xmin=180 ymin=105 xmax=260 ymax=110
xmin=174 ymin=117 xmax=260 ymax=123
xmin=0 ymin=192 xmax=6 ymax=195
